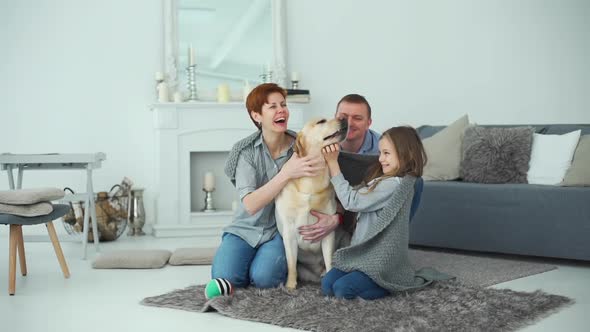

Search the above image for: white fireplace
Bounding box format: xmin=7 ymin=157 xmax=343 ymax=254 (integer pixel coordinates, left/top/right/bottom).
xmin=151 ymin=102 xmax=305 ymax=238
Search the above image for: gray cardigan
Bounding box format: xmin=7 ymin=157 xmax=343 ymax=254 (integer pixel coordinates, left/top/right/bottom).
xmin=333 ymin=175 xmax=452 ymax=292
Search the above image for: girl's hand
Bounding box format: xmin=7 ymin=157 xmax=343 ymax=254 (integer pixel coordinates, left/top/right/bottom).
xmin=322 ymin=144 xmax=341 ymax=177
xmin=280 ymin=153 xmax=324 ymax=179
xmin=322 ymin=143 xmax=340 ymax=164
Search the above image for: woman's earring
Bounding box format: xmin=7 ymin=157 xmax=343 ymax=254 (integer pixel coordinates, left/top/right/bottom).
xmin=257 ymin=121 xmax=262 ymax=126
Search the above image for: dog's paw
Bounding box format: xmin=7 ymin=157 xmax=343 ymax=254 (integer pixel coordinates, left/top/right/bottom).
xmin=286 ymin=279 xmax=297 ymax=290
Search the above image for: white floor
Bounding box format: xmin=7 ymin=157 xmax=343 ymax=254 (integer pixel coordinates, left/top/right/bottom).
xmin=1 ymin=231 xmax=589 ymax=332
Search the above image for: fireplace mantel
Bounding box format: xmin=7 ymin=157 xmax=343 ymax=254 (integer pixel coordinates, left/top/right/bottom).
xmin=151 ymin=102 xmax=305 ymax=238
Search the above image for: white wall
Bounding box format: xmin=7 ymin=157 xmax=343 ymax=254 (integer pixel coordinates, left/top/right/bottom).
xmin=1 ymin=0 xmax=589 ymax=236
xmin=0 ymin=0 xmax=161 ymax=235
xmin=287 ymin=0 xmax=590 ymax=132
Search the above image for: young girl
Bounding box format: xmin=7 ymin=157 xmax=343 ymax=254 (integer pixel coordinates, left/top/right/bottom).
xmin=321 ymin=126 xmax=437 ymax=300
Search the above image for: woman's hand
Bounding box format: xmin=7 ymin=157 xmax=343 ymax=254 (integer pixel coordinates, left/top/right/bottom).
xmin=280 ymin=153 xmax=324 ymax=180
xmin=322 ymin=144 xmax=341 ymax=177
xmin=298 ymin=210 xmax=340 ymax=243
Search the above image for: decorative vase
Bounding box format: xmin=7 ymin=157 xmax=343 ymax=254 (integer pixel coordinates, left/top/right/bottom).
xmin=128 ymin=188 xmax=146 ymax=236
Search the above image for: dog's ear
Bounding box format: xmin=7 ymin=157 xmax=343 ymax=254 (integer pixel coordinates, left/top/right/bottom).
xmin=294 ymin=133 xmax=307 ymax=157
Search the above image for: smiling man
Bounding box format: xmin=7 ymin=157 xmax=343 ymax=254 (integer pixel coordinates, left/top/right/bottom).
xmin=298 ymin=94 xmax=382 ymax=245
xmin=335 ymin=94 xmax=380 ymax=155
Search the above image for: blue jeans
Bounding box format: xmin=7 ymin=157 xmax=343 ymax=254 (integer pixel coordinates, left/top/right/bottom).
xmin=211 ymin=232 xmax=287 ymax=288
xmin=321 ymin=268 xmax=390 ymax=300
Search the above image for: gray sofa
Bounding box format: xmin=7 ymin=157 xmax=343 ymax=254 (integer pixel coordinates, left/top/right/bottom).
xmin=410 ymin=124 xmax=590 ymax=261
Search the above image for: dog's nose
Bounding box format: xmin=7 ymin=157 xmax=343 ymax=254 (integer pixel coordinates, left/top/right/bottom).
xmin=339 ymin=118 xmax=348 ymax=129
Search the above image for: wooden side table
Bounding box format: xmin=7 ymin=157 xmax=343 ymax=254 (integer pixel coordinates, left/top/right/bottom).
xmin=0 ymin=153 xmax=107 ymax=259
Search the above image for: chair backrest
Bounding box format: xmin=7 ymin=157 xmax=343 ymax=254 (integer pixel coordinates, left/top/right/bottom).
xmin=409 ymin=177 xmax=424 ymax=222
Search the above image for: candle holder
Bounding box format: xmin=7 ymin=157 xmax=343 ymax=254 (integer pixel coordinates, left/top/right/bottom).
xmin=267 ymin=70 xmax=274 ymax=83
xmin=187 ymin=64 xmax=198 ymax=101
xmin=291 ymin=80 xmax=299 ymax=89
xmin=260 ymin=67 xmax=274 ymax=83
xmin=202 ymin=188 xmax=216 ymax=212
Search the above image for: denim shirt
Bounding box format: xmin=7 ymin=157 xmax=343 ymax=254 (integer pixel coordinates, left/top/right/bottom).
xmin=357 ymin=129 xmax=381 ymax=155
xmin=223 ymin=131 xmax=296 ymax=248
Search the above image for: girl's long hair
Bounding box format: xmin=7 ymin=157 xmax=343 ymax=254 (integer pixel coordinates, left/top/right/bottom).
xmin=361 ymin=126 xmax=427 ymax=192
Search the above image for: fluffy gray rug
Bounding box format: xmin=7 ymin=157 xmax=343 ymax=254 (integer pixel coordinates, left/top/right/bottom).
xmin=141 ymin=281 xmax=572 ymax=332
xmin=140 ymin=249 xmax=565 ymax=331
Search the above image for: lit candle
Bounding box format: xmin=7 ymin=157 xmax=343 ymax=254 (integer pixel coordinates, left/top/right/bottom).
xmin=188 ymin=45 xmax=195 ymax=66
xmin=203 ymin=171 xmax=215 ymax=191
xmin=155 ymin=71 xmax=164 ymax=81
xmin=291 ymin=71 xmax=299 ymax=81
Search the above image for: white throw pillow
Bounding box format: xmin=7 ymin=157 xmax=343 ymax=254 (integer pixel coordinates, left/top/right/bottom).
xmin=527 ymin=130 xmax=581 ymax=185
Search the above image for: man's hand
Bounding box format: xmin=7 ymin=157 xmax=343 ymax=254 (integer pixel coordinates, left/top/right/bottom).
xmin=298 ymin=210 xmax=340 ymax=243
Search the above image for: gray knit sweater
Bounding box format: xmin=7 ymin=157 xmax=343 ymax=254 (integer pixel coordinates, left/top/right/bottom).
xmin=333 ymin=175 xmax=452 ymax=292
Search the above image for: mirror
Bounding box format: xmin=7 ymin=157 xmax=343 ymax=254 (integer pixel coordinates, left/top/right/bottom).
xmin=162 ymin=0 xmax=287 ymax=101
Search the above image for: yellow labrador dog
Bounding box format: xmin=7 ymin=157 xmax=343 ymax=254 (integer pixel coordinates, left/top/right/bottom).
xmin=275 ymin=117 xmax=348 ymax=289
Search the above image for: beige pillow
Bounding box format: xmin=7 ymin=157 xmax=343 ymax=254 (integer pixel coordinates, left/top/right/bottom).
xmin=0 ymin=187 xmax=65 ymax=205
xmin=92 ymin=249 xmax=172 ymax=269
xmin=169 ymin=247 xmax=217 ymax=266
xmin=423 ymin=114 xmax=470 ymax=181
xmin=0 ymin=201 xmax=53 ymax=217
xmin=561 ymin=135 xmax=590 ymax=186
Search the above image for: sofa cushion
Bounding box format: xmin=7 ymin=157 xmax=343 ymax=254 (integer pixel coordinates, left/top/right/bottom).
xmin=417 ymin=124 xmax=547 ymax=139
xmin=544 ymin=124 xmax=590 ymax=135
xmin=422 ymin=114 xmax=469 ymax=181
xmin=527 ymin=130 xmax=581 ymax=185
xmin=460 ymin=126 xmax=534 ymax=184
xmin=561 ymin=135 xmax=590 ymax=186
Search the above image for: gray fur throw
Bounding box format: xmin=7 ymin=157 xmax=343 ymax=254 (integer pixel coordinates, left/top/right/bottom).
xmin=460 ymin=126 xmax=534 ymax=183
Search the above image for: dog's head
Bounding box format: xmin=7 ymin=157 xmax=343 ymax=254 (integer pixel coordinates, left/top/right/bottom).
xmin=294 ymin=118 xmax=348 ymax=157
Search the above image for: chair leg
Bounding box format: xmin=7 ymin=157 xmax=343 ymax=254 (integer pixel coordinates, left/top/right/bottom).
xmin=46 ymin=221 xmax=70 ymax=278
xmin=9 ymin=225 xmax=17 ymax=295
xmin=16 ymin=225 xmax=27 ymax=276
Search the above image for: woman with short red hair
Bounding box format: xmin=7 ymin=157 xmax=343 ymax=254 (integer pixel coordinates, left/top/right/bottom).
xmin=213 ymin=83 xmax=323 ymax=288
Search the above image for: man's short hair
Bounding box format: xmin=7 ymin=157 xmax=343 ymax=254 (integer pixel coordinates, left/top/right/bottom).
xmin=335 ymin=94 xmax=372 ymax=119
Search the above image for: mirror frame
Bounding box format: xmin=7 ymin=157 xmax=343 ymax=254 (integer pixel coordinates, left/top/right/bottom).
xmin=162 ymin=0 xmax=287 ymax=93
